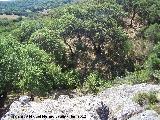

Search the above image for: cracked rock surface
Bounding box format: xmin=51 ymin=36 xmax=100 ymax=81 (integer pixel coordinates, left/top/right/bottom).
xmin=2 ymin=83 xmax=160 ymax=120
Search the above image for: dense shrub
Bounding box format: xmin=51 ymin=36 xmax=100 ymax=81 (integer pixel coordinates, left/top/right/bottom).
xmin=12 ymin=20 xmax=44 ymax=43
xmin=49 ymin=0 xmax=132 ymax=80
xmin=144 ymin=43 xmax=160 ymax=83
xmin=29 ymin=28 xmax=66 ymax=66
xmin=0 ymin=35 xmax=80 ymax=96
xmin=118 ymin=0 xmax=160 ymax=25
xmin=123 ymin=42 xmax=160 ymax=84
xmin=144 ymin=23 xmax=160 ymax=44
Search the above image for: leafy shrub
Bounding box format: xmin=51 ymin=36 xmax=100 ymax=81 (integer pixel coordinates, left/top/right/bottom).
xmin=144 ymin=23 xmax=160 ymax=44
xmin=122 ymin=69 xmax=151 ymax=84
xmin=53 ymin=1 xmax=131 ymax=79
xmin=0 ymin=35 xmax=77 ymax=96
xmin=57 ymin=70 xmax=80 ymax=89
xmin=82 ymin=72 xmax=112 ymax=94
xmin=12 ymin=20 xmax=44 ymax=43
xmin=0 ymin=19 xmax=10 ymax=26
xmin=29 ymin=28 xmax=66 ymax=66
xmin=142 ymin=43 xmax=160 ymax=83
xmin=134 ymin=92 xmax=158 ymax=106
xmin=118 ymin=0 xmax=160 ymax=25
xmin=133 ymin=92 xmax=160 ymax=112
xmin=0 ymin=35 xmax=20 ymax=94
xmin=122 ymin=42 xmax=160 ymax=85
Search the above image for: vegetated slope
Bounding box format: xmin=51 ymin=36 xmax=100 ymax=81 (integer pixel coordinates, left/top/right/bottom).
xmin=0 ymin=0 xmax=77 ymax=16
xmin=0 ymin=0 xmax=160 ymax=117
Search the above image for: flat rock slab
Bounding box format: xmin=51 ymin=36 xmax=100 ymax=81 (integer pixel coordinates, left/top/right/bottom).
xmin=2 ymin=83 xmax=160 ymax=120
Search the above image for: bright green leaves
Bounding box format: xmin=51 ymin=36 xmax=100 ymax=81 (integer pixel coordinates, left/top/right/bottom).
xmin=0 ymin=36 xmax=21 ymax=93
xmin=29 ymin=28 xmax=66 ymax=66
xmin=12 ymin=20 xmax=44 ymax=43
xmin=0 ymin=33 xmax=81 ymax=95
xmin=82 ymin=72 xmax=112 ymax=94
xmin=146 ymin=44 xmax=160 ymax=70
xmin=0 ymin=35 xmax=56 ymax=95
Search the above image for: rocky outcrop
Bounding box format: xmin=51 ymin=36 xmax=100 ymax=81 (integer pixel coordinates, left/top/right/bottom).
xmin=128 ymin=110 xmax=160 ymax=120
xmin=2 ymin=83 xmax=160 ymax=120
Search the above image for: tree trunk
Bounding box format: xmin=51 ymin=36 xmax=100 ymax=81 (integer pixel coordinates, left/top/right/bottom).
xmin=130 ymin=6 xmax=136 ymax=27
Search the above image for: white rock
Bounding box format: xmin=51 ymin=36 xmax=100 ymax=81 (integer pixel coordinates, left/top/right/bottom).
xmin=2 ymin=84 xmax=160 ymax=120
xmin=19 ymin=96 xmax=30 ymax=105
xmin=128 ymin=110 xmax=160 ymax=120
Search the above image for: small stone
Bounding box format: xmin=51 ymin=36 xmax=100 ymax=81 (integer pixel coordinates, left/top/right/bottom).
xmin=19 ymin=96 xmax=31 ymax=105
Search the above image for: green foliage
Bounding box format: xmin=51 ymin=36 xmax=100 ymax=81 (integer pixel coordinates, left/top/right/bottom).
xmin=48 ymin=0 xmax=131 ymax=79
xmin=57 ymin=70 xmax=80 ymax=89
xmin=12 ymin=20 xmax=44 ymax=42
xmin=134 ymin=92 xmax=158 ymax=106
xmin=82 ymin=72 xmax=112 ymax=94
xmin=0 ymin=34 xmax=79 ymax=95
xmin=118 ymin=0 xmax=160 ymax=24
xmin=0 ymin=36 xmax=48 ymax=94
xmin=0 ymin=19 xmax=17 ymax=34
xmin=0 ymin=19 xmax=10 ymax=26
xmin=143 ymin=43 xmax=160 ymax=83
xmin=29 ymin=28 xmax=66 ymax=65
xmin=133 ymin=92 xmax=160 ymax=114
xmin=138 ymin=0 xmax=160 ymax=24
xmin=122 ymin=69 xmax=151 ymax=84
xmin=0 ymin=0 xmax=74 ymax=16
xmin=0 ymin=35 xmax=20 ymax=94
xmin=16 ymin=44 xmax=55 ymax=95
xmin=122 ymin=39 xmax=160 ymax=85
xmin=144 ymin=23 xmax=160 ymax=44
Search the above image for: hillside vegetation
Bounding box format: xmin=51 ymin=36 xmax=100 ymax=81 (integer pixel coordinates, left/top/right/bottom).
xmin=0 ymin=0 xmax=160 ymax=112
xmin=0 ymin=0 xmax=77 ymax=16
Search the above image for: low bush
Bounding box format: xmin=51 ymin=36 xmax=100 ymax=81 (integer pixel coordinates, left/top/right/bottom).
xmin=133 ymin=92 xmax=160 ymax=113
xmin=82 ymin=72 xmax=112 ymax=94
xmin=134 ymin=92 xmax=158 ymax=106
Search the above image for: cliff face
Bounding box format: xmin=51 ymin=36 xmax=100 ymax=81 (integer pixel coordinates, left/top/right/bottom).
xmin=2 ymin=83 xmax=160 ymax=120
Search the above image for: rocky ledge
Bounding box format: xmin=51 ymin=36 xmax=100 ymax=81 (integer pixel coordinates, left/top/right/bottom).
xmin=2 ymin=83 xmax=160 ymax=120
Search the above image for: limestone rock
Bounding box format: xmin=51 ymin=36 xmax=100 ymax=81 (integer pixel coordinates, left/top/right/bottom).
xmin=128 ymin=110 xmax=160 ymax=120
xmin=19 ymin=96 xmax=31 ymax=105
xmin=2 ymin=84 xmax=160 ymax=120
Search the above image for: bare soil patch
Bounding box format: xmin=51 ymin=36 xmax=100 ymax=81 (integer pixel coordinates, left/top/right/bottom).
xmin=0 ymin=14 xmax=20 ymax=20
